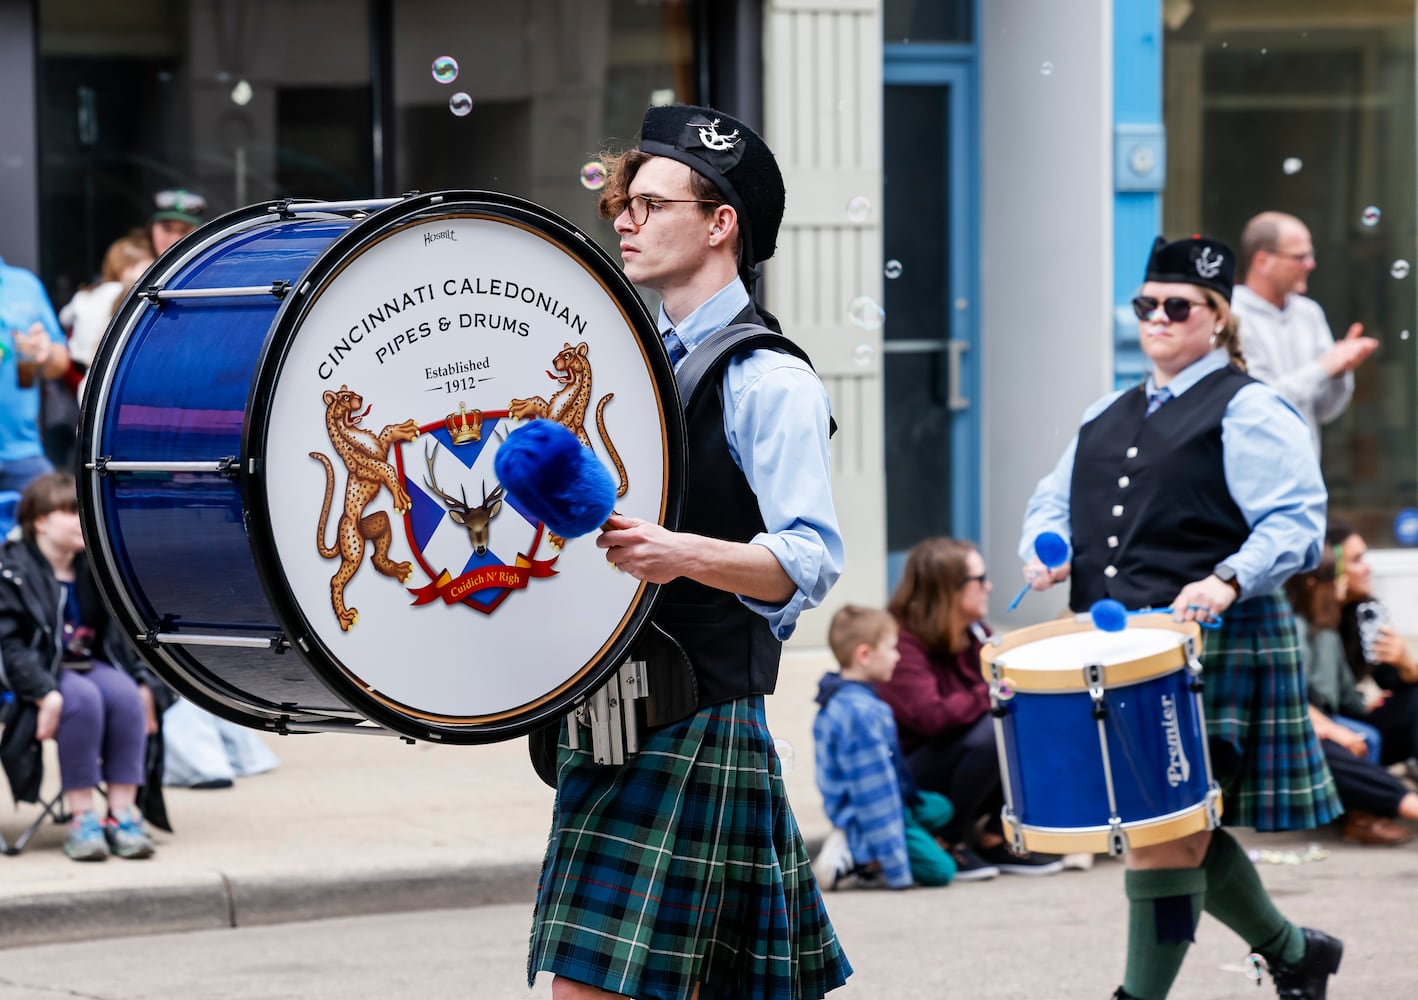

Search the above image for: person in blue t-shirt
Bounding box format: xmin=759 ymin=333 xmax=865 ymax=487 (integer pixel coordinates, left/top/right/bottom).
xmin=0 ymin=258 xmax=71 ymax=493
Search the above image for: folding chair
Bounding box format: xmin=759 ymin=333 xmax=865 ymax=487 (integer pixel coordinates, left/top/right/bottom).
xmin=0 ymin=689 xmax=70 ymax=856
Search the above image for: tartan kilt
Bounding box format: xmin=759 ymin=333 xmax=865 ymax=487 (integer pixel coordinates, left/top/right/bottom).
xmin=1200 ymin=592 xmax=1341 ymax=832
xmin=527 ymin=695 xmax=852 ymax=1000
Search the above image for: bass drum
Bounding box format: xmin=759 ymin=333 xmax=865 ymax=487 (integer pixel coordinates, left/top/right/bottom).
xmin=79 ymin=192 xmax=684 ymax=743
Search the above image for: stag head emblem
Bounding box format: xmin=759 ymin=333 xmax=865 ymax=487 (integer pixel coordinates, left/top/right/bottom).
xmin=424 ymin=441 xmax=505 ymax=556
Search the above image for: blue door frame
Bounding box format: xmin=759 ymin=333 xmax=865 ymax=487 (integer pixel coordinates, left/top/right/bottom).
xmin=883 ymin=44 xmax=981 ymax=549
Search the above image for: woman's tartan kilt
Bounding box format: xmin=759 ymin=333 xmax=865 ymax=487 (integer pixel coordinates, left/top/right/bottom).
xmin=1202 ymin=593 xmax=1342 ymax=832
xmin=527 ymin=695 xmax=852 ymax=1000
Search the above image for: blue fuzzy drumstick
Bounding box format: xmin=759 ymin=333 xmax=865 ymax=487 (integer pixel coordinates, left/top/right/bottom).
xmin=1089 ymin=598 xmax=1222 ymax=632
xmin=1007 ymin=531 xmax=1069 ymax=612
xmin=492 ymin=419 xmax=617 ymax=539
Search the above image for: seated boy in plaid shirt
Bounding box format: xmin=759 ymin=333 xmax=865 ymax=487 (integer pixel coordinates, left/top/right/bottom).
xmin=812 ymin=604 xmax=957 ymax=889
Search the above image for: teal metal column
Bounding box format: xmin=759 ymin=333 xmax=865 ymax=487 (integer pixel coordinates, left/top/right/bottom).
xmin=1113 ymin=1 xmax=1165 ymax=387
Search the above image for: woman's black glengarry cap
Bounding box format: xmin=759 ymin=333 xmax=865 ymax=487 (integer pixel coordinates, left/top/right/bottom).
xmin=637 ymin=104 xmax=786 ymax=265
xmin=1145 ymin=235 xmax=1235 ymax=301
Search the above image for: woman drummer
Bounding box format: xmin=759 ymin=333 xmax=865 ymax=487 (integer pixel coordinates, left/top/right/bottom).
xmin=1019 ymin=236 xmax=1342 ymax=1000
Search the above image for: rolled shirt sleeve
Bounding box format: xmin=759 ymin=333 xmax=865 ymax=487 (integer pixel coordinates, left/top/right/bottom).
xmin=725 ymin=353 xmax=843 ymax=639
xmin=1219 ymin=384 xmax=1327 ymax=595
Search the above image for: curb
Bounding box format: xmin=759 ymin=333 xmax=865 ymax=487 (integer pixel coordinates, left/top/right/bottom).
xmin=0 ymin=860 xmax=541 ymax=951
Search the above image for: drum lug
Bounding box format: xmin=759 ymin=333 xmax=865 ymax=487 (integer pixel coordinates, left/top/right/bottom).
xmin=270 ymin=279 xmax=290 ymax=301
xmin=217 ymin=456 xmax=241 ymax=480
xmin=1204 ymin=785 xmax=1223 ymax=830
xmin=1004 ymin=809 xmax=1026 ymax=855
xmin=1085 ymin=662 xmax=1107 ymax=719
xmin=1184 ymin=636 xmax=1199 ymax=661
xmin=1107 ymin=821 xmax=1129 ymax=857
xmin=91 ymin=455 xmax=112 ymax=476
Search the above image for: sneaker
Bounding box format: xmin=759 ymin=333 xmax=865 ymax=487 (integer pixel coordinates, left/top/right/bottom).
xmin=103 ymin=807 xmax=155 ymax=860
xmin=979 ymin=841 xmax=1065 ymax=876
xmin=63 ymin=810 xmax=109 ymax=862
xmin=949 ymin=843 xmax=1000 ymax=882
xmin=812 ymin=828 xmax=855 ymax=891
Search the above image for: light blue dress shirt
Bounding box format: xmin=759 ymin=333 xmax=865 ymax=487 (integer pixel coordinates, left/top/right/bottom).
xmin=1019 ymin=348 xmax=1326 ymax=599
xmin=0 ymin=258 xmax=65 ymax=462
xmin=660 ymin=279 xmax=843 ymax=638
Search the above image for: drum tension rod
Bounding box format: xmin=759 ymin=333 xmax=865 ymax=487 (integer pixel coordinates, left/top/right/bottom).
xmin=217 ymin=456 xmax=241 ymax=479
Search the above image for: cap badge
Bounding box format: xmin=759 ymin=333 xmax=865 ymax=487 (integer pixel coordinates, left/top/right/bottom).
xmin=696 ymin=119 xmax=741 ymax=152
xmin=1195 ymin=247 xmax=1224 ymax=279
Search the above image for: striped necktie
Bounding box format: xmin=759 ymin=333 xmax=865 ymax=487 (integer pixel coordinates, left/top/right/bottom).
xmin=1145 ymin=386 xmax=1173 ymax=417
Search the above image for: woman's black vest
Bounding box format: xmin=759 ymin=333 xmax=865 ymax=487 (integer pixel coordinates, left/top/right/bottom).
xmin=1069 ymin=365 xmax=1253 ymax=611
xmin=654 ymin=306 xmax=817 ymax=709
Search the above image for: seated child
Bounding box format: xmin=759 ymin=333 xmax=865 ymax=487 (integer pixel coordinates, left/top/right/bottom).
xmin=812 ymin=604 xmax=958 ymax=889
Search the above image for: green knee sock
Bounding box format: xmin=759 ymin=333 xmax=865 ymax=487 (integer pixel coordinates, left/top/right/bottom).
xmin=1200 ymin=829 xmax=1305 ymax=965
xmin=1122 ymin=867 xmax=1207 ymax=1000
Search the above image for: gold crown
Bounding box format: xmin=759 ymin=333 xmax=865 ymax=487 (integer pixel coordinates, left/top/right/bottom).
xmin=445 ymin=403 xmax=482 ymax=445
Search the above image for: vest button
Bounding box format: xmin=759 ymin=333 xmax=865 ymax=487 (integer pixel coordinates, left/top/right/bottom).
xmin=1126 ymin=446 xmax=1138 ymax=459
xmin=1104 ymin=565 xmax=1118 ymax=577
xmin=1108 ymin=535 xmax=1119 ymax=547
xmin=1118 ymin=476 xmax=1130 ymax=488
xmin=1112 ymin=505 xmax=1124 ymax=517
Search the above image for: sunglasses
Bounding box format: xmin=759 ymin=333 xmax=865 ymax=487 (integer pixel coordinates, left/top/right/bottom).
xmin=1131 ymin=295 xmax=1212 ymax=323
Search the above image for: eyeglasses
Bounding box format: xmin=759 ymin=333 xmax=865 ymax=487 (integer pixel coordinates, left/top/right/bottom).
xmin=1131 ymin=295 xmax=1213 ymax=323
xmin=963 ymin=573 xmax=988 ymax=586
xmin=1267 ymin=249 xmax=1315 ymax=264
xmin=624 ymin=194 xmax=722 ymax=227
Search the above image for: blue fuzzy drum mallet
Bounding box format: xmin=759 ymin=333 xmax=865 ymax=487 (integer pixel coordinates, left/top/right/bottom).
xmin=1007 ymin=530 xmax=1069 ymax=612
xmin=492 ymin=419 xmax=617 ymax=539
xmin=1089 ymin=597 xmax=1223 ymax=632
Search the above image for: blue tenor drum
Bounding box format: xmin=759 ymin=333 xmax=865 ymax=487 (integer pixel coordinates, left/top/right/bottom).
xmin=981 ymin=615 xmax=1222 ymax=856
xmin=79 ymin=193 xmax=683 ymax=744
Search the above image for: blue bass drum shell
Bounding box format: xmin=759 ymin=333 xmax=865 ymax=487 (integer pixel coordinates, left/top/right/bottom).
xmin=79 ymin=193 xmax=686 ymax=745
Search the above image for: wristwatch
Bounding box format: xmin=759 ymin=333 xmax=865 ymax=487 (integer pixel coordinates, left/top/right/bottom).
xmin=1213 ymin=563 xmax=1242 ymax=598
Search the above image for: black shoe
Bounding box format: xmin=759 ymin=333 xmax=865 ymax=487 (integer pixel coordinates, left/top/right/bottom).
xmin=1269 ymin=928 xmax=1342 ymax=1000
xmin=1111 ymin=990 xmax=1140 ymax=1000
xmin=949 ymin=843 xmax=1000 ymax=882
xmin=978 ymin=841 xmax=1065 ymax=876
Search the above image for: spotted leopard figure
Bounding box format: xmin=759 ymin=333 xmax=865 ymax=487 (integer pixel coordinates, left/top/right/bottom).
xmin=309 ymin=385 xmax=420 ymax=630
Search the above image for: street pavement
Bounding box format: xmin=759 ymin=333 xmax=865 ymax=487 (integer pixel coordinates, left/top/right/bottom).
xmin=2 ymin=647 xmax=1417 ymax=998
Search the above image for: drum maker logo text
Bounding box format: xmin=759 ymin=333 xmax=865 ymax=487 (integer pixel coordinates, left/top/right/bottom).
xmin=1160 ymin=694 xmax=1191 ymax=787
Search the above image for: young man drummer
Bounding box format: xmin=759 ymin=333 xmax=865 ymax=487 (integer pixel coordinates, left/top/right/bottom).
xmin=526 ymin=105 xmax=851 ymax=999
xmin=1020 ymin=236 xmax=1343 ymax=999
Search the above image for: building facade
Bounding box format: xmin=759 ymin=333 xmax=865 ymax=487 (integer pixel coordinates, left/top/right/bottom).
xmin=3 ymin=0 xmax=1418 ymax=641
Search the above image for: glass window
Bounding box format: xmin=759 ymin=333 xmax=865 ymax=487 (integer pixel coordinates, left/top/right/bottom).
xmin=390 ymin=1 xmax=696 ymax=265
xmin=37 ymin=0 xmax=374 ymax=303
xmin=1163 ymin=2 xmax=1416 ymax=545
xmin=884 ymin=0 xmax=972 ymax=45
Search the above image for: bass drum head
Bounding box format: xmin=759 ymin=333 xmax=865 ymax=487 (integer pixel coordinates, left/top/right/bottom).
xmin=246 ymin=191 xmax=684 ymax=743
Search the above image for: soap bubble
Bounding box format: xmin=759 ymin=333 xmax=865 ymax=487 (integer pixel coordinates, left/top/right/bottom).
xmin=1392 ymin=259 xmax=1411 ymax=280
xmin=846 ymin=196 xmax=872 ymax=223
xmin=1040 ymin=61 xmax=1054 ymax=76
xmin=1282 ymin=157 xmax=1302 ymax=175
xmin=431 ymin=56 xmax=459 ymax=84
xmin=852 ymin=343 xmax=875 ymax=368
xmin=884 ymin=259 xmax=903 ymax=280
xmin=448 ymin=92 xmax=473 ymax=117
xmin=848 ymin=296 xmax=885 ymax=330
xmin=1361 ymin=206 xmax=1382 ymax=227
xmin=579 ymin=161 xmax=607 ymax=191
xmin=774 ymin=738 xmax=796 ymax=775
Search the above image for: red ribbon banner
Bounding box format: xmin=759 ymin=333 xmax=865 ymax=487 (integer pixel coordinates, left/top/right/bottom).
xmin=408 ymin=552 xmax=558 ymax=606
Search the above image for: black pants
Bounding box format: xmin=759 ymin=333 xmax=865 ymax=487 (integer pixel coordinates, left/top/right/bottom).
xmin=906 ymin=713 xmax=1002 ymax=846
xmin=1321 ymin=738 xmax=1408 ymax=816
xmin=1367 ymin=680 xmax=1418 ymax=765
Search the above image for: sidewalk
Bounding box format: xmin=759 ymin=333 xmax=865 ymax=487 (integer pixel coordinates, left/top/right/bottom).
xmin=0 ymin=649 xmax=838 ymax=950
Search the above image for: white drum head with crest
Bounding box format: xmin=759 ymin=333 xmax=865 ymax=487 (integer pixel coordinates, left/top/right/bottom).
xmin=247 ymin=192 xmax=682 ymax=742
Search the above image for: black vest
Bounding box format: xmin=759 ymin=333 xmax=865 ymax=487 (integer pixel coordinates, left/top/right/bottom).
xmin=1069 ymin=365 xmax=1253 ymax=611
xmin=654 ymin=305 xmax=817 ymax=708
